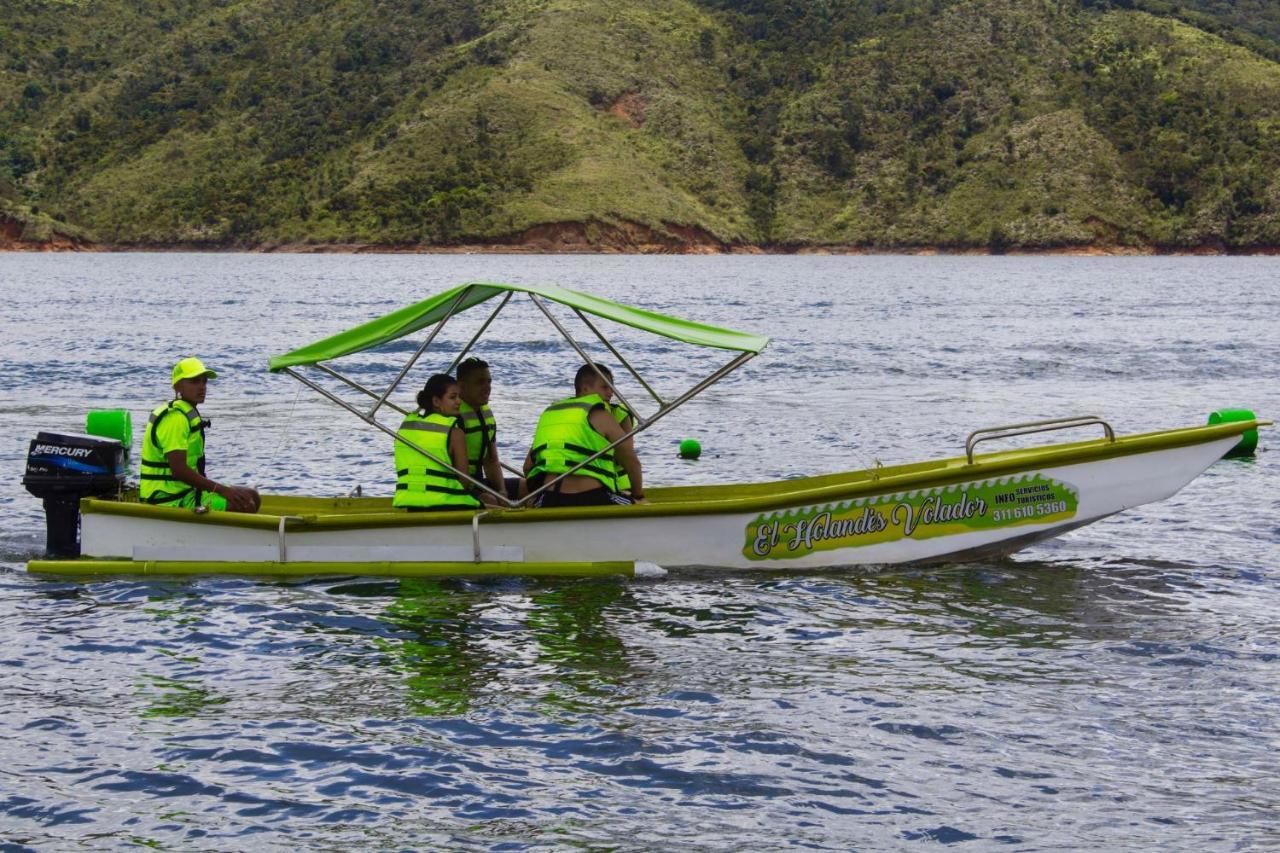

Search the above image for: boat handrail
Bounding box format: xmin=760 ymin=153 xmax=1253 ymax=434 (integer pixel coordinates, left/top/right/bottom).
xmin=966 ymin=415 xmax=1115 ymax=464
xmin=472 ymin=511 xmax=488 ymax=562
xmin=277 ymin=515 xmax=306 ymax=562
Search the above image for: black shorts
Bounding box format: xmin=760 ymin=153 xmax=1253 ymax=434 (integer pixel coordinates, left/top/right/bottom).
xmin=534 ymin=487 xmax=632 ymax=508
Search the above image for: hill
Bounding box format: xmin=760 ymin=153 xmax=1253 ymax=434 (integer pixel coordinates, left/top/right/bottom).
xmin=2 ymin=0 xmax=1279 ymax=251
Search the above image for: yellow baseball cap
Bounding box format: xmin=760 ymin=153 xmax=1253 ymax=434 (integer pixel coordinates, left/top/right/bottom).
xmin=171 ymin=357 xmax=219 ymax=385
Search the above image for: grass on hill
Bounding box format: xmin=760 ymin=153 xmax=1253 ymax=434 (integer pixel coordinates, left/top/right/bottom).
xmin=2 ymin=0 xmax=1279 ymax=249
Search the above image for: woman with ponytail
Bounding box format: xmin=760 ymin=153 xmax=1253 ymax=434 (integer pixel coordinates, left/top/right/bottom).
xmin=392 ymin=373 xmax=483 ymax=511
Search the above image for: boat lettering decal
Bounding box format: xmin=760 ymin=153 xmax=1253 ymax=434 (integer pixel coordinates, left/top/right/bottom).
xmin=744 ymin=475 xmax=1079 ymax=560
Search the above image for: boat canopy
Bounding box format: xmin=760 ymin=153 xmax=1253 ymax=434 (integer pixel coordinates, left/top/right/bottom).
xmin=269 ymin=281 xmax=769 ymax=371
xmin=267 ymin=280 xmax=769 ymax=509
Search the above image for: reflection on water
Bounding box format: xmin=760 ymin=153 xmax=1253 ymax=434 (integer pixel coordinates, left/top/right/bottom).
xmin=370 ymin=578 xmax=640 ymax=717
xmin=380 ymin=579 xmax=491 ymax=717
xmin=138 ymin=674 xmax=229 ymax=719
xmin=527 ymin=581 xmax=631 ymax=712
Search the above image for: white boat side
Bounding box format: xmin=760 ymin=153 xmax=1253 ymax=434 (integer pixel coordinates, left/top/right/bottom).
xmin=76 ymin=427 xmax=1246 ymax=571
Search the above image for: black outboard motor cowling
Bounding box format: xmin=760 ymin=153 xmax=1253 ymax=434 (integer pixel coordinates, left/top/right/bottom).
xmin=22 ymin=432 xmax=128 ymax=557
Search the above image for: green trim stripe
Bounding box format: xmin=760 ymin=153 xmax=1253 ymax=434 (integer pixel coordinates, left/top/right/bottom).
xmin=78 ymin=419 xmax=1265 ymax=532
xmin=28 ymin=560 xmax=638 ymax=578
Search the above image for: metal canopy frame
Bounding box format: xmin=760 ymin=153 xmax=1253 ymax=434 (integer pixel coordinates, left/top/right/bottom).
xmin=280 ymin=284 xmax=757 ymax=508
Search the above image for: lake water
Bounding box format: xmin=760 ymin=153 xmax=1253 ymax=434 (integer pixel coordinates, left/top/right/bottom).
xmin=0 ymin=253 xmax=1276 ymax=849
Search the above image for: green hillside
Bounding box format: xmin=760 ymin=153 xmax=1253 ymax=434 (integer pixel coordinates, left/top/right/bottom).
xmin=2 ymin=0 xmax=1279 ymax=250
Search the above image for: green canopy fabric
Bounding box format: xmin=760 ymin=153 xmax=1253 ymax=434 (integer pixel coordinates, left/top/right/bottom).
xmin=268 ymin=282 xmax=770 ymax=371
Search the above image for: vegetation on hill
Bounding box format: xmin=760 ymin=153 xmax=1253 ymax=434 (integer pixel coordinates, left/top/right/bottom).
xmin=2 ymin=0 xmax=1278 ymax=250
xmin=1126 ymin=0 xmax=1280 ymax=59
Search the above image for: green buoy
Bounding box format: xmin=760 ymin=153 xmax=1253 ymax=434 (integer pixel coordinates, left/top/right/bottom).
xmin=679 ymin=438 xmax=702 ymax=460
xmin=1208 ymin=409 xmax=1258 ymax=457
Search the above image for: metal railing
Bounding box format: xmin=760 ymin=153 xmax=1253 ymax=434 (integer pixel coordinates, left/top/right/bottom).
xmin=965 ymin=415 xmax=1114 ymax=464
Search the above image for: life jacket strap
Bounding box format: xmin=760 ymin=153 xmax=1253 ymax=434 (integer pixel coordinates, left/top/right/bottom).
xmin=529 ymin=459 xmax=615 ymax=484
xmin=530 ymin=442 xmax=614 ymax=463
xmin=399 ymin=419 xmax=452 ymax=434
xmin=141 ymin=456 xmax=204 ymax=477
xmin=395 ymin=483 xmax=474 ymax=496
xmin=148 ymin=402 xmax=207 ymax=448
xmin=141 ymin=487 xmax=193 ymax=506
xmin=396 ymin=467 xmax=465 ymax=480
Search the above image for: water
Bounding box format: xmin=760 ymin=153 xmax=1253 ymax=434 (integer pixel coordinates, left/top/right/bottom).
xmin=0 ymin=254 xmax=1277 ymax=849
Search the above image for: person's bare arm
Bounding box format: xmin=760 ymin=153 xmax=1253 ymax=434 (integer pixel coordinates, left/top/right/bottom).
xmin=165 ymin=450 xmax=260 ymax=513
xmin=589 ymin=409 xmax=645 ymax=503
xmin=484 ymin=441 xmax=504 ymax=496
xmin=452 ymin=427 xmax=497 ymax=506
xmin=448 ymin=427 xmax=470 ymax=474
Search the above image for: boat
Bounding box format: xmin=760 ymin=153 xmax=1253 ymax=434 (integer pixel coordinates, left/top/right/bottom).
xmin=24 ymin=281 xmax=1269 ymax=579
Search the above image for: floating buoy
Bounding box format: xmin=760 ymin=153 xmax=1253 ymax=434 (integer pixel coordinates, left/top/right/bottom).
xmin=679 ymin=438 xmax=702 ymax=460
xmin=1208 ymin=409 xmax=1258 ymax=457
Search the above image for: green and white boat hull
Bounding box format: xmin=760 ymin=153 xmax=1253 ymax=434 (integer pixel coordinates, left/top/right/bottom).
xmin=38 ymin=420 xmax=1259 ymax=577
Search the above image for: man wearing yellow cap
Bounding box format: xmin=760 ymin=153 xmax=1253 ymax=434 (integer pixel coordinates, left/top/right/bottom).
xmin=138 ymin=357 xmax=260 ymax=513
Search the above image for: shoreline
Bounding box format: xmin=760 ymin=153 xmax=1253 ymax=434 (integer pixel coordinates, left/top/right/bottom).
xmin=4 ymin=217 xmax=1278 ymax=257
xmin=4 ymin=240 xmax=1279 ymax=256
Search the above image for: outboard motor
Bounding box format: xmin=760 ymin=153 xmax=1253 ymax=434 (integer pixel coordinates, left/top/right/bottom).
xmin=22 ymin=423 xmax=129 ymax=558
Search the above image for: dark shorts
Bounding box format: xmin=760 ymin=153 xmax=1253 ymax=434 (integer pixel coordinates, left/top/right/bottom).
xmin=533 ymin=487 xmax=632 ymax=508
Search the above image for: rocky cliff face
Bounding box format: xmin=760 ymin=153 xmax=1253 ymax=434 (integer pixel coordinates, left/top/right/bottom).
xmin=0 ymin=214 xmax=87 ymax=251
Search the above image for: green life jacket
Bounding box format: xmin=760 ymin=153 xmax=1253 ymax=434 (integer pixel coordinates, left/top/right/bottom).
xmin=457 ymin=400 xmax=496 ymax=481
xmin=610 ymin=403 xmax=634 ymax=492
xmin=528 ymin=394 xmax=617 ymax=492
xmin=393 ymin=412 xmax=480 ymax=510
xmin=139 ymin=399 xmax=207 ymax=506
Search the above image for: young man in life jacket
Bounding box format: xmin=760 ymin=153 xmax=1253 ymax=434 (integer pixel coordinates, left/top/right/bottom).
xmin=524 ymin=362 xmax=646 ymax=508
xmin=138 ymin=357 xmax=261 ymax=513
xmin=455 ymin=357 xmax=512 ymax=498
